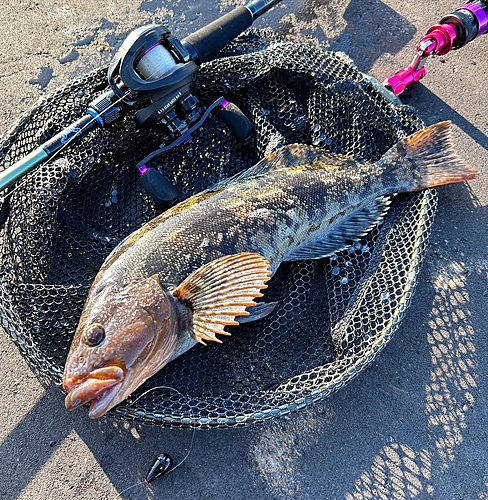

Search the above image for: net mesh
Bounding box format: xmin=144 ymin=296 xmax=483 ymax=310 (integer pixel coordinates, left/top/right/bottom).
xmin=0 ymin=32 xmax=436 ymax=428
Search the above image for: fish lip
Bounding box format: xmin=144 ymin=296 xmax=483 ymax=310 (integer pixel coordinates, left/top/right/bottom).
xmin=64 ymin=365 xmax=125 ymax=415
xmin=88 ymin=382 xmax=123 ymax=419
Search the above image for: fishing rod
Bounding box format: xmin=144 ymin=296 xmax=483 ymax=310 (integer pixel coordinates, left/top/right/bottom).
xmin=383 ymin=1 xmax=488 ymax=95
xmin=0 ymin=0 xmax=282 ymax=208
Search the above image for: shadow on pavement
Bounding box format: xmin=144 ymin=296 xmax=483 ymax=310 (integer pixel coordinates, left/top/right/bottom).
xmin=402 ymin=87 xmax=488 ymax=152
xmin=275 ymin=0 xmax=416 ymax=70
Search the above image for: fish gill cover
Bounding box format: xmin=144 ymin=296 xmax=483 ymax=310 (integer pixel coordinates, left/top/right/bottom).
xmin=0 ymin=32 xmax=436 ymax=427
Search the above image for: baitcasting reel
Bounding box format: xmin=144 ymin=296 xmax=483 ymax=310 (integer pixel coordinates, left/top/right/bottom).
xmin=99 ymin=22 xmax=255 ymax=207
xmin=0 ymin=0 xmax=282 ymax=208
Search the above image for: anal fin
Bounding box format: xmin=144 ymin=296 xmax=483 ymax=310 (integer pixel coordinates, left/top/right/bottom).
xmin=284 ymin=196 xmax=392 ymax=262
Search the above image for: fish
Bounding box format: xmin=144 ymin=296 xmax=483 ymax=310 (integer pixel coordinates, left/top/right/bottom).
xmin=63 ymin=121 xmax=479 ymax=418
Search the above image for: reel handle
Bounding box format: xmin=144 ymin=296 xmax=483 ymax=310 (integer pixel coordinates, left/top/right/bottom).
xmin=219 ymin=101 xmax=254 ymax=142
xmin=135 ymin=97 xmax=254 ymax=210
xmin=139 ymin=166 xmax=179 ymax=210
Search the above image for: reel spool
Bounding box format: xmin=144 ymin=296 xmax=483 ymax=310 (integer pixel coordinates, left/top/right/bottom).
xmin=107 ymin=25 xmax=200 ymax=125
xmin=100 ymin=24 xmax=254 ymax=209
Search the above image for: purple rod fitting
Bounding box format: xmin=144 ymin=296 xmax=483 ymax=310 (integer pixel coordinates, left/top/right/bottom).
xmin=460 ymin=3 xmax=488 ymax=36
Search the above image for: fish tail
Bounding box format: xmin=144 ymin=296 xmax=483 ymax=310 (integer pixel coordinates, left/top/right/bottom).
xmin=378 ymin=121 xmax=479 ymax=192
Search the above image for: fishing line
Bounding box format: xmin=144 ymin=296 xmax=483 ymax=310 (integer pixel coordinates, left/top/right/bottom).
xmin=112 ymin=479 xmax=146 ymax=498
xmin=113 ymin=384 xmax=196 ymax=499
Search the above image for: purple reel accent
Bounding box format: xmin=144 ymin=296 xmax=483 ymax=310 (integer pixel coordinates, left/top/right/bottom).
xmin=220 ymin=99 xmax=231 ymax=109
xmin=135 ymin=42 xmax=163 ymax=65
xmin=138 ymin=164 xmax=150 ymax=175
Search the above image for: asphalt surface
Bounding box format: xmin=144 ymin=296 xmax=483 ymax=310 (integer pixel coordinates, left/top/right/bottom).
xmin=0 ymin=1 xmax=487 ymax=499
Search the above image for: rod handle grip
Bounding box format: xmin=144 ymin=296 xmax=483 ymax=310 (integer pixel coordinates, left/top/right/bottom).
xmin=183 ymin=6 xmax=253 ymax=64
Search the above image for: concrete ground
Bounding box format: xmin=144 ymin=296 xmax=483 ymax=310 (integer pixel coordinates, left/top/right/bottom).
xmin=0 ymin=0 xmax=487 ymax=498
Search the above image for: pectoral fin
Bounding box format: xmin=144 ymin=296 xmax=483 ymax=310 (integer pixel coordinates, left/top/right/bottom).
xmin=172 ymin=253 xmax=272 ymax=345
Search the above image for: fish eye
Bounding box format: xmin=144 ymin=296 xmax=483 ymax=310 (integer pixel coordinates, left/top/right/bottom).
xmin=83 ymin=324 xmax=105 ymax=347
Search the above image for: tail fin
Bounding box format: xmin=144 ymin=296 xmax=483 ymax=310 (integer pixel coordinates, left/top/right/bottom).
xmin=379 ymin=121 xmax=479 ymax=192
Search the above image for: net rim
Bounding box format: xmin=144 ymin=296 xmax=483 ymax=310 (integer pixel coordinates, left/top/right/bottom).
xmin=0 ymin=35 xmax=437 ymax=428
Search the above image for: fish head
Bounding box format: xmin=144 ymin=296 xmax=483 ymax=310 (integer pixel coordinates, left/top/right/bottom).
xmin=63 ymin=274 xmax=179 ymax=418
xmin=63 ymin=251 xmax=272 ymax=419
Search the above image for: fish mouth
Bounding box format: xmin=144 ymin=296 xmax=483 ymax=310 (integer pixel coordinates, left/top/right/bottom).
xmin=64 ymin=365 xmax=125 ymax=419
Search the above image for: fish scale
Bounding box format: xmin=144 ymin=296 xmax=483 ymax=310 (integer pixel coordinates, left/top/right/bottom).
xmin=96 ymin=148 xmax=390 ymax=288
xmin=63 ymin=121 xmax=479 ymax=418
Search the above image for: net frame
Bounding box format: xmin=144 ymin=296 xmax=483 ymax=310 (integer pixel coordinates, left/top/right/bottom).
xmin=0 ymin=33 xmax=436 ymax=428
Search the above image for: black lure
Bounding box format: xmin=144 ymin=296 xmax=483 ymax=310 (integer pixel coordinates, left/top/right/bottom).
xmin=145 ymin=453 xmax=172 ymax=483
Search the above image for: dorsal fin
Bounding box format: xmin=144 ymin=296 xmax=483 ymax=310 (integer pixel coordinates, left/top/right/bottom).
xmin=172 ymin=253 xmax=272 ymax=344
xmin=284 ymin=196 xmax=392 ymax=262
xmin=210 ymin=144 xmax=359 ymax=191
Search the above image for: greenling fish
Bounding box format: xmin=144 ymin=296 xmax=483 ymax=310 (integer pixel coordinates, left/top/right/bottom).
xmin=63 ymin=121 xmax=478 ymax=418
